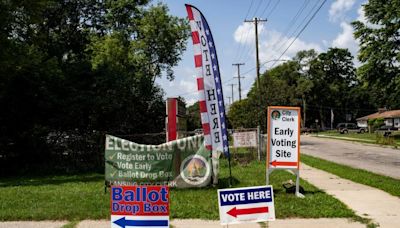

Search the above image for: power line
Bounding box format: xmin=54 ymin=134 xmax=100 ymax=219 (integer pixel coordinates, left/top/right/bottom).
xmin=244 ymin=18 xmax=268 ymax=91
xmin=236 ymin=0 xmax=269 ymax=64
xmin=272 ymin=0 xmax=319 ymax=60
xmin=268 ymin=0 xmax=310 ymax=51
xmin=259 ymin=0 xmax=272 ymax=18
xmin=232 ymin=0 xmax=256 ymax=63
xmin=263 ymin=0 xmax=280 ymax=18
xmin=240 ymin=0 xmax=310 ymax=69
xmin=251 ymin=0 xmax=264 ymax=18
xmin=271 ymin=0 xmax=327 ymax=68
xmin=239 ymin=0 xmax=281 ymax=65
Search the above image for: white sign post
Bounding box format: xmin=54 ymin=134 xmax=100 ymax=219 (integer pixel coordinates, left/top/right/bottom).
xmin=267 ymin=106 xmax=304 ymax=198
xmin=218 ymin=186 xmax=275 ymax=225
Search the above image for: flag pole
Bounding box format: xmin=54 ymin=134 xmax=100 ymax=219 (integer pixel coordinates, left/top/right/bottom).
xmin=228 ymin=151 xmax=232 ymax=187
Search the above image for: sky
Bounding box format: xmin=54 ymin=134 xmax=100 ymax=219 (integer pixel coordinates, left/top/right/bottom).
xmin=156 ymin=0 xmax=368 ymax=106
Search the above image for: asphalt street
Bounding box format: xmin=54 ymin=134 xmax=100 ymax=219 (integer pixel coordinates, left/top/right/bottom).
xmin=301 ymin=136 xmax=400 ymax=179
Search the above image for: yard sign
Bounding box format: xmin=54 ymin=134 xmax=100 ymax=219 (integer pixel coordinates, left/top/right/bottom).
xmin=267 ymin=106 xmax=303 ymax=197
xmin=111 ymin=185 xmax=169 ymax=228
xmin=232 ymin=131 xmax=257 ymax=148
xmin=218 ymin=185 xmax=275 ymax=225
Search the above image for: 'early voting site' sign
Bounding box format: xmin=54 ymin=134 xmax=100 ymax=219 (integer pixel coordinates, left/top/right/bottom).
xmin=105 ymin=135 xmax=213 ymax=188
xmin=111 ymin=185 xmax=169 ymax=228
xmin=218 ymin=186 xmax=275 ymax=225
xmin=267 ymin=106 xmax=304 ymax=197
xmin=267 ymin=106 xmax=300 ymax=169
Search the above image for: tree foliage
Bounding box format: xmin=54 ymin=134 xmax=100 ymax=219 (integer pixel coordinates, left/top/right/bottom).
xmin=228 ymin=48 xmax=375 ymax=131
xmin=352 ymin=0 xmax=400 ymax=108
xmin=0 ymin=0 xmax=189 ymax=174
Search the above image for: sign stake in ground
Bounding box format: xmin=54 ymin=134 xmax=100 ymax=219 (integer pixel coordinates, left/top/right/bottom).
xmin=267 ymin=106 xmax=304 ymax=198
xmin=110 ymin=186 xmax=169 ymax=228
xmin=218 ymin=185 xmax=275 ymax=225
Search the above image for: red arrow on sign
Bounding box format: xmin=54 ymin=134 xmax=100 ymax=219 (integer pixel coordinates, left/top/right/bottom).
xmin=270 ymin=160 xmax=297 ymax=167
xmin=227 ymin=206 xmax=269 ymax=218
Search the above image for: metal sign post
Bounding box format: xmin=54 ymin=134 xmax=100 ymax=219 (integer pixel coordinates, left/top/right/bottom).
xmin=266 ymin=106 xmax=304 ymax=198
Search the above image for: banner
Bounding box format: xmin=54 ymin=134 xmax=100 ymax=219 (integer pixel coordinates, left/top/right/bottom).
xmin=185 ymin=4 xmax=229 ymax=157
xmin=186 ymin=4 xmax=230 ymax=184
xmin=105 ymin=135 xmax=212 ymax=188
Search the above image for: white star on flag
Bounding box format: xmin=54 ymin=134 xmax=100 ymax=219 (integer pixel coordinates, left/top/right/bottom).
xmin=223 ymin=134 xmax=227 ymax=141
xmin=208 ymin=41 xmax=213 ymax=47
xmin=213 ymin=65 xmax=217 ymax=71
xmin=217 ymin=89 xmax=221 ymax=95
xmin=222 ymin=123 xmax=225 ymax=129
xmin=215 ymin=77 xmax=219 ymax=83
xmin=211 ymin=53 xmax=215 ymax=59
xmin=219 ymin=101 xmax=222 ymax=106
xmin=220 ymin=112 xmax=224 ymax=118
xmin=206 ymin=29 xmax=210 ymax=35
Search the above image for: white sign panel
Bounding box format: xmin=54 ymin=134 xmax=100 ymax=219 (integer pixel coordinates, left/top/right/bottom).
xmin=218 ymin=186 xmax=275 ymax=225
xmin=267 ymin=106 xmax=300 ymax=169
xmin=233 ymin=131 xmax=257 ymax=148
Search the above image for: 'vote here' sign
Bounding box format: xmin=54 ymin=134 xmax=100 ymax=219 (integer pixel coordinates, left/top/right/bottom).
xmin=218 ymin=186 xmax=275 ymax=225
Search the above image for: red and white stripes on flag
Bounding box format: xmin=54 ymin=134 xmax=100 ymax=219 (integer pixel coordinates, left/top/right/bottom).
xmin=185 ymin=4 xmax=230 ymax=157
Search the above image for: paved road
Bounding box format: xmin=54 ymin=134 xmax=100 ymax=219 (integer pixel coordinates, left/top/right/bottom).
xmin=301 ymin=136 xmax=400 ymax=179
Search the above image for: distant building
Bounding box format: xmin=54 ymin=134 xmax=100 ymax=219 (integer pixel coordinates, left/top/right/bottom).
xmin=356 ymin=109 xmax=400 ymax=128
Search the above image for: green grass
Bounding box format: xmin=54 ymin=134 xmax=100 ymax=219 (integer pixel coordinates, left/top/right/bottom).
xmin=0 ymin=159 xmax=356 ymax=221
xmin=302 ymin=154 xmax=400 ymax=197
xmin=315 ymin=131 xmax=400 ymax=145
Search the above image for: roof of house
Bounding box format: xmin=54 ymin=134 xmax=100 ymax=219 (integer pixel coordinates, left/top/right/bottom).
xmin=357 ymin=110 xmax=400 ymax=121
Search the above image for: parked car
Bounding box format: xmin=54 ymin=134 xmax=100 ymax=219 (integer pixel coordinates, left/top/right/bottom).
xmin=336 ymin=123 xmax=367 ymax=134
xmin=376 ymin=125 xmax=399 ymax=137
xmin=377 ymin=125 xmax=399 ymax=131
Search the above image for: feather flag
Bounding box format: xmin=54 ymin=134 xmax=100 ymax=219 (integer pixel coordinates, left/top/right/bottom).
xmin=185 ymin=4 xmax=230 ymax=157
xmin=185 ymin=4 xmax=231 ymax=184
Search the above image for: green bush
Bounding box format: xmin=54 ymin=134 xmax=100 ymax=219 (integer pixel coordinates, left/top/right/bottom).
xmin=368 ymin=118 xmax=384 ymax=132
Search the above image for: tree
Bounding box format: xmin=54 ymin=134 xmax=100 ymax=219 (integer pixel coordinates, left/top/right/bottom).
xmin=0 ymin=0 xmax=189 ymax=174
xmin=352 ymin=0 xmax=400 ymax=108
xmin=187 ymin=101 xmax=201 ymax=131
xmin=307 ymin=48 xmax=358 ymax=128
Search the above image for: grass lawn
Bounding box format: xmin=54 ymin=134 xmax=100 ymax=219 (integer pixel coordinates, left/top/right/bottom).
xmin=0 ymin=159 xmax=356 ymax=222
xmin=301 ymin=154 xmax=400 ymax=197
xmin=314 ymin=131 xmax=400 ymax=146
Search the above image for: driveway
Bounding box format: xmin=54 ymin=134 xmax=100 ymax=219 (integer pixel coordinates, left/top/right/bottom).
xmin=301 ymin=135 xmax=400 ymax=179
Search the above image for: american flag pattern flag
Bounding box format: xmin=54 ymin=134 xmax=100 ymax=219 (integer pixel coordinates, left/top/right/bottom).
xmin=185 ymin=4 xmax=230 ymax=158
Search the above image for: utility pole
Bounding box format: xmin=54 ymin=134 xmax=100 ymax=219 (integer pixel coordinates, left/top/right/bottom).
xmin=303 ymin=96 xmax=306 ymax=127
xmin=245 ymin=17 xmax=267 ymax=131
xmin=232 ymin=63 xmax=245 ymax=101
xmin=228 ymin=83 xmax=236 ymax=103
xmin=245 ymin=17 xmax=267 ymax=90
xmin=227 ymin=96 xmax=232 ymax=106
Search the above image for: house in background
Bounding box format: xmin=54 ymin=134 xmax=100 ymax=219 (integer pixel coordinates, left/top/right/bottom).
xmin=356 ymin=109 xmax=400 ymax=129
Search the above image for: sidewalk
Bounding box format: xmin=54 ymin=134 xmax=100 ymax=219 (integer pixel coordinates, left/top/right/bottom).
xmin=300 ymin=163 xmax=400 ymax=227
xmin=76 ymin=218 xmax=364 ymax=228
xmin=0 ymin=218 xmax=364 ymax=228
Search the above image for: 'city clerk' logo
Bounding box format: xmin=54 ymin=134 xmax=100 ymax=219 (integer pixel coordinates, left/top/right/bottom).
xmin=180 ymin=155 xmax=211 ymax=186
xmin=271 ymin=110 xmax=281 ymax=120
